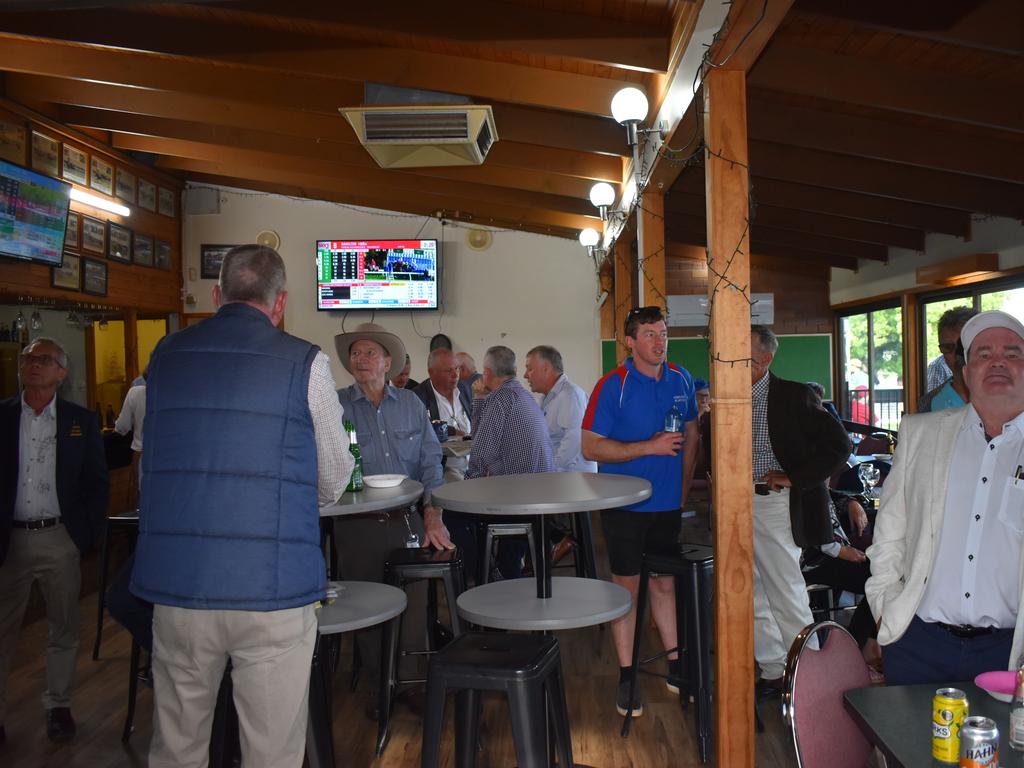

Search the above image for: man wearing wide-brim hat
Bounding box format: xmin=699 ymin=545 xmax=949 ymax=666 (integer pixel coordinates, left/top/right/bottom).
xmin=333 ymin=322 xmax=452 ymax=717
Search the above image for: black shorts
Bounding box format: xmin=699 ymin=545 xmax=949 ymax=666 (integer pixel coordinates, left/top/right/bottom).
xmin=600 ymin=508 xmax=682 ymax=576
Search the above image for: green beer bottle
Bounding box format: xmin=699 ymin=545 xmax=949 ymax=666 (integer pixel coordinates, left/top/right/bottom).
xmin=344 ymin=420 xmax=364 ymax=492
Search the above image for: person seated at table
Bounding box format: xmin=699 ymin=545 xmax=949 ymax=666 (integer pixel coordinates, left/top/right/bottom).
xmin=866 ymin=310 xmax=1024 ymax=685
xmin=806 ymin=381 xmax=841 ymax=422
xmin=582 ymin=306 xmax=700 ymax=717
xmin=413 ymin=348 xmax=473 ymax=482
xmin=467 ymin=345 xmax=554 ymax=580
xmin=390 ymin=353 xmax=419 ymax=390
xmin=334 ymin=322 xmax=453 ymax=718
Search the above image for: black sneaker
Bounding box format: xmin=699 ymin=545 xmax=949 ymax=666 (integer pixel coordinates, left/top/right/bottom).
xmin=616 ymin=678 xmax=643 ymax=717
xmin=666 ymin=659 xmax=683 ymax=695
xmin=46 ymin=707 xmax=75 ymax=742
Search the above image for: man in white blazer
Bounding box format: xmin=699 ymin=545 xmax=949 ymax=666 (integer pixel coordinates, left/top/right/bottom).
xmin=866 ymin=310 xmax=1024 ymax=685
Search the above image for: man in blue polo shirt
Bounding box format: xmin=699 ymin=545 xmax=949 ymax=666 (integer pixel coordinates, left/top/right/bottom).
xmin=582 ymin=305 xmax=699 ymax=717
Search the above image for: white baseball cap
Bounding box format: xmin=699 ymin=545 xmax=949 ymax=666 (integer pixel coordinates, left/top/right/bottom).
xmin=960 ymin=310 xmax=1024 ymax=362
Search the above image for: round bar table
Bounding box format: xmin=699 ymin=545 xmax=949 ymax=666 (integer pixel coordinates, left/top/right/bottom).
xmin=319 ymin=478 xmax=423 ymax=517
xmin=431 ymin=472 xmax=650 ymax=627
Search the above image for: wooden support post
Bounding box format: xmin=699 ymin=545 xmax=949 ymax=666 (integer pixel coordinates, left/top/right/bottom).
xmin=902 ymin=293 xmax=921 ymax=412
xmin=638 ymin=190 xmax=666 ymax=312
xmin=613 ymin=217 xmax=637 ymax=364
xmin=704 ymin=67 xmax=755 ymax=768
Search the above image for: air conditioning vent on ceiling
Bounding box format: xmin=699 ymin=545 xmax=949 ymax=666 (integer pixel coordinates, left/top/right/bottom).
xmin=339 ymin=105 xmax=498 ymax=169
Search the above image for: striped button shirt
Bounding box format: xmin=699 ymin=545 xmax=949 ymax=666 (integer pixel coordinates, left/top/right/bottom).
xmin=752 ymin=371 xmax=783 ymax=481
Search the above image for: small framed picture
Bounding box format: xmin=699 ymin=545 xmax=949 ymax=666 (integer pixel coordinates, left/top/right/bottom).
xmin=0 ymin=119 xmax=27 ymax=164
xmin=108 ymin=222 xmax=132 ymax=263
xmin=133 ymin=233 xmax=154 ymax=266
xmin=138 ymin=178 xmax=156 ymax=211
xmin=32 ymin=132 xmax=60 ymax=177
xmin=201 ymin=243 xmax=235 ymax=280
xmin=51 ymin=252 xmax=81 ymax=291
xmin=90 ymin=156 xmax=113 ymax=196
xmin=158 ymin=186 xmax=175 ymax=217
xmin=62 ymin=144 xmax=88 ymax=186
xmin=155 ymin=239 xmax=172 ymax=270
xmin=64 ymin=211 xmax=80 ymax=251
xmin=80 ymin=215 xmax=106 ymax=254
xmin=115 ymin=167 xmax=136 ymax=203
xmin=82 ymin=257 xmax=108 ymax=296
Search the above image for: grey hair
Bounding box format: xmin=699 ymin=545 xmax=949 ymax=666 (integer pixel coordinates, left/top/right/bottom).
xmin=806 ymin=381 xmax=825 ymax=398
xmin=751 ymin=325 xmax=778 ymax=356
xmin=26 ymin=336 xmax=68 ymax=369
xmin=527 ymin=345 xmax=563 ymax=374
xmin=484 ymin=345 xmax=516 ymax=377
xmin=428 ymin=348 xmax=455 ymax=369
xmin=456 ymin=351 xmax=476 ymax=370
xmin=219 ymin=245 xmax=286 ymax=308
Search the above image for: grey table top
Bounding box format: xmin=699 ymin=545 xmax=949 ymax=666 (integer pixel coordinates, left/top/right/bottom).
xmin=844 ymin=682 xmax=1013 ymax=768
xmin=457 ymin=577 xmax=632 ymax=630
xmin=316 ymin=581 xmax=407 ymax=635
xmin=441 ymin=438 xmax=473 ymax=458
xmin=430 ymin=472 xmax=651 ymax=516
xmin=319 ymin=478 xmax=423 ymax=517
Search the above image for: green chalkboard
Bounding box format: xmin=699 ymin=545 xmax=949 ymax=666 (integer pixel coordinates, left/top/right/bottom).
xmin=601 ymin=334 xmax=834 ymax=398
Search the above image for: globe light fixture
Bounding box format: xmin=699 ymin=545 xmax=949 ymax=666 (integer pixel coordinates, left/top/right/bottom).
xmin=610 ymin=87 xmax=649 ymax=146
xmin=578 ymin=227 xmax=600 ymax=248
xmin=589 ymin=182 xmax=616 ymax=221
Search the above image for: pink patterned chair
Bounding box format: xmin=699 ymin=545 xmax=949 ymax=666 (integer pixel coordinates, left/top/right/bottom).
xmin=781 ymin=621 xmax=874 ymax=768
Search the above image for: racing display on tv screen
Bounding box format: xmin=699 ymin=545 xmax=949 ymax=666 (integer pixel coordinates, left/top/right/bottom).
xmin=0 ymin=158 xmax=72 ymax=267
xmin=316 ymin=239 xmax=439 ymax=310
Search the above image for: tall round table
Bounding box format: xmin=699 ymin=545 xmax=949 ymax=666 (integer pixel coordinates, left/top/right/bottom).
xmin=430 ymin=472 xmax=650 ymax=630
xmin=319 ymin=478 xmax=423 ymax=517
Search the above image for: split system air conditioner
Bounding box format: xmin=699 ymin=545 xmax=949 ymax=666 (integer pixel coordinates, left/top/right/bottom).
xmin=666 ymin=293 xmax=775 ymax=327
xmin=339 ymin=105 xmax=497 ymax=169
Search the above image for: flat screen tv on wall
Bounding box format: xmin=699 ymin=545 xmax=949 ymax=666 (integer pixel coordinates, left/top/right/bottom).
xmin=0 ymin=158 xmax=72 ymax=267
xmin=316 ymin=238 xmax=439 ymax=311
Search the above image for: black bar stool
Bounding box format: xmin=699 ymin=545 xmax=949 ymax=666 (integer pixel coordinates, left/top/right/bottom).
xmin=480 ymin=522 xmax=535 ymax=584
xmin=570 ymin=510 xmax=598 ymax=579
xmin=93 ymin=510 xmax=140 ymax=660
xmin=421 ymin=632 xmax=573 ymax=768
xmin=621 ymin=542 xmax=714 ymax=763
xmin=380 ymin=546 xmax=466 ymax=755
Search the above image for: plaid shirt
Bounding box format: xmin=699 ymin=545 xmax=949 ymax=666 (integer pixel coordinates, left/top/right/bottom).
xmin=751 ymin=371 xmax=783 ymax=481
xmin=468 ymin=378 xmax=554 ymax=478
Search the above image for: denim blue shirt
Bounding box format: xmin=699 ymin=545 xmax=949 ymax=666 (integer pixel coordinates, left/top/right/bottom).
xmin=337 ymin=382 xmax=444 ymax=504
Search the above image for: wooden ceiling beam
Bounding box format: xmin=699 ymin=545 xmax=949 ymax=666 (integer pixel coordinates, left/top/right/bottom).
xmin=667 ymin=227 xmax=858 ymax=271
xmin=749 ymin=140 xmax=1024 ymax=220
xmin=163 ymin=158 xmax=595 ymax=234
xmin=750 ymin=42 xmax=1024 ymax=132
xmin=667 ymin=242 xmax=831 ymax=280
xmin=666 ymin=190 xmax=926 ymax=250
xmin=748 ymin=90 xmax=1024 ymax=183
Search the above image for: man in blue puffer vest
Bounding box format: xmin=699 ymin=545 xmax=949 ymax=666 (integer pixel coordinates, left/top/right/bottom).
xmin=132 ymin=245 xmax=353 ymax=768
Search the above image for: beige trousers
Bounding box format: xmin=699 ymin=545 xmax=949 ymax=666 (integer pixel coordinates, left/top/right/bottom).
xmin=149 ymin=603 xmax=317 ymax=768
xmin=0 ymin=524 xmax=81 ymax=721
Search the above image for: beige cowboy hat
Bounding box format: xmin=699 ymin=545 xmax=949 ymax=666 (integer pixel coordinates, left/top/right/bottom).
xmin=334 ymin=322 xmax=407 ymax=377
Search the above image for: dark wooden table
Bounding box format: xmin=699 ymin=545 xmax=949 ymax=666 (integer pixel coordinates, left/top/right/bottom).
xmin=844 ymin=682 xmax=1019 ymax=767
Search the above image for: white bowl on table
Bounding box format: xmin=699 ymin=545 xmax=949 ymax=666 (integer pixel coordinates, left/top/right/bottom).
xmin=363 ymin=474 xmax=406 ymax=489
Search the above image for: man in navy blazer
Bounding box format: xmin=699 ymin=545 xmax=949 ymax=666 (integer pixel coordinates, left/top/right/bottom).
xmin=0 ymin=337 xmax=108 ymax=744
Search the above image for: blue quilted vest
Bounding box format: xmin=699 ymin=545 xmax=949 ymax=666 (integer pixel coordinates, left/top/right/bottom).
xmin=131 ymin=302 xmax=324 ymax=610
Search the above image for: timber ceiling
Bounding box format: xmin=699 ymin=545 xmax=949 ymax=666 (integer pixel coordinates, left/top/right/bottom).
xmin=0 ymin=0 xmax=1020 ymax=272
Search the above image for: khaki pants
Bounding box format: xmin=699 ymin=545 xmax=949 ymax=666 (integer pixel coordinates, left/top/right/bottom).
xmin=0 ymin=524 xmax=81 ymax=721
xmin=149 ymin=603 xmax=317 ymax=768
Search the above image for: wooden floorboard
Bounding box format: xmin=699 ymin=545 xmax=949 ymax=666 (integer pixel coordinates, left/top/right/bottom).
xmin=3 ymin=512 xmax=796 ymax=767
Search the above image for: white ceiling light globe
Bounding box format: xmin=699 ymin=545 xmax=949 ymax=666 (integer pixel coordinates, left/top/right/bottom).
xmin=578 ymin=227 xmax=600 ymax=248
xmin=611 ymin=87 xmax=648 ymax=124
xmin=589 ymin=182 xmax=616 ymax=208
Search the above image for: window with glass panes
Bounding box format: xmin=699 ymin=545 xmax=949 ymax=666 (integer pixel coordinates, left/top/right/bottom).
xmin=837 ymin=304 xmax=904 ymax=431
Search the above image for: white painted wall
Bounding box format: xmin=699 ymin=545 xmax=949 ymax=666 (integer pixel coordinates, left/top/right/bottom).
xmin=0 ymin=307 xmax=87 ymax=406
xmin=830 ymin=216 xmax=1024 ymax=305
xmin=182 ymin=185 xmax=603 ymax=391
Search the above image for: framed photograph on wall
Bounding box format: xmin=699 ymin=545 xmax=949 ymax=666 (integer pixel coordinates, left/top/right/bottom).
xmin=51 ymin=252 xmax=81 ymax=291
xmin=65 ymin=211 xmax=80 ymax=251
xmin=201 ymin=243 xmax=235 ymax=280
xmin=62 ymin=144 xmax=88 ymax=186
xmin=133 ymin=233 xmax=154 ymax=266
xmin=158 ymin=186 xmax=175 ymax=217
xmin=108 ymin=222 xmax=132 ymax=263
xmin=80 ymin=215 xmax=105 ymax=254
xmin=31 ymin=132 xmax=60 ymax=177
xmin=155 ymin=239 xmax=172 ymax=270
xmin=0 ymin=119 xmax=27 ymax=164
xmin=82 ymin=258 xmax=108 ymax=297
xmin=115 ymin=167 xmax=136 ymax=203
xmin=90 ymin=156 xmax=114 ymax=196
xmin=138 ymin=178 xmax=156 ymax=212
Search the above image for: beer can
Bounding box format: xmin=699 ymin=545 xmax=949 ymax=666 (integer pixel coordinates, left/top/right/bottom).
xmin=960 ymin=716 xmax=999 ymax=767
xmin=933 ymin=688 xmax=969 ymax=763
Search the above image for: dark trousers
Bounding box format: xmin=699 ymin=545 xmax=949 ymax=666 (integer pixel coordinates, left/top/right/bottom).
xmin=882 ymin=615 xmax=1014 ymax=686
xmin=802 ymin=556 xmax=876 ymax=648
xmin=442 ymin=511 xmax=527 ymax=584
xmin=110 ymin=552 xmax=154 ymax=651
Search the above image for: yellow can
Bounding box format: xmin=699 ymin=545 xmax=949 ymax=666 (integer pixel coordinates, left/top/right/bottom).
xmin=933 ymin=687 xmax=969 ymax=763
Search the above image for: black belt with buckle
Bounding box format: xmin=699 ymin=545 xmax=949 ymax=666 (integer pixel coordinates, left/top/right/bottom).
xmin=12 ymin=517 xmax=62 ymax=530
xmin=935 ymin=622 xmax=999 ymax=639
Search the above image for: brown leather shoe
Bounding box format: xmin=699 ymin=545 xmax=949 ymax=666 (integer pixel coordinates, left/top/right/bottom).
xmin=46 ymin=707 xmax=75 ymax=742
xmin=551 ymin=535 xmax=575 ymax=564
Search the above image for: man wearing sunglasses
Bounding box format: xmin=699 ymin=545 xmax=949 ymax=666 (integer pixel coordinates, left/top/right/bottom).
xmin=0 ymin=337 xmax=108 ymax=744
xmin=920 ymin=306 xmax=977 ymax=413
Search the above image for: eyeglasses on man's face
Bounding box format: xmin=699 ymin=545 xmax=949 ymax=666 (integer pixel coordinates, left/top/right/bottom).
xmin=937 ymin=342 xmax=958 ymax=354
xmin=19 ymin=353 xmax=64 ymax=369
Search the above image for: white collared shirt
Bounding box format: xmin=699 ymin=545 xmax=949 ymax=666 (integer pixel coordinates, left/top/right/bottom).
xmin=917 ymin=405 xmax=1024 ymax=628
xmin=431 ymin=381 xmax=470 ymax=480
xmin=540 ymin=374 xmax=597 ymax=473
xmin=15 ymin=394 xmax=61 ymax=522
